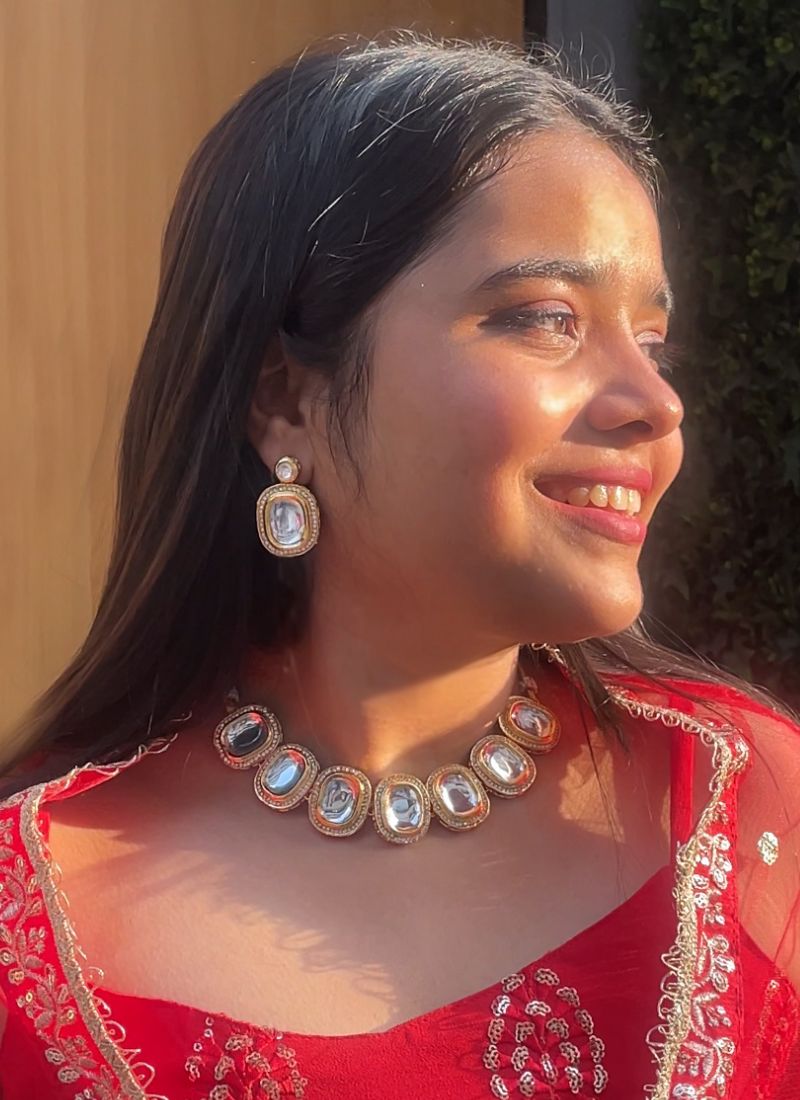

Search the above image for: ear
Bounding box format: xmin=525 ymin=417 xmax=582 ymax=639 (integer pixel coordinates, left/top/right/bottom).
xmin=247 ymin=335 xmax=320 ymax=483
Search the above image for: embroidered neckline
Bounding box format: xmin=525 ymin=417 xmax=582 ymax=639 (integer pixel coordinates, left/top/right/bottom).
xmin=1 ymin=736 xmax=175 ymax=1099
xmin=606 ymin=686 xmax=750 ymax=1099
xmin=1 ymin=686 xmax=751 ymax=1099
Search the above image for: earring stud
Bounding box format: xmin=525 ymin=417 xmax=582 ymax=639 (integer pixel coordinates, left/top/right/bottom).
xmin=255 ymin=456 xmax=321 ymax=557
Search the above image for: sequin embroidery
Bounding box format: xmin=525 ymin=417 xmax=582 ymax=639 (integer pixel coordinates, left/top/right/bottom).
xmin=483 ymin=967 xmax=609 ymax=1097
xmin=0 ymin=742 xmax=175 ymax=1098
xmin=183 ymin=1014 xmax=308 ymax=1098
xmin=607 ymin=687 xmax=750 ymax=1099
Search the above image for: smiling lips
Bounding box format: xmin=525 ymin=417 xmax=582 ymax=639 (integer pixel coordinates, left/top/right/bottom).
xmin=536 ymin=466 xmax=651 ymax=511
xmin=534 ymin=467 xmax=653 ymax=544
xmin=540 ymin=482 xmax=643 ymax=516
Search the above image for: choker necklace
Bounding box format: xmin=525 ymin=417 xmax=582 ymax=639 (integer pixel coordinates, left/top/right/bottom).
xmin=213 ymin=653 xmax=561 ymax=845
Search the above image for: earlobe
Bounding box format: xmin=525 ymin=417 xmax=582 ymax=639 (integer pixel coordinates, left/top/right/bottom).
xmin=247 ymin=405 xmax=314 ymax=482
xmin=246 ymin=352 xmax=315 ymax=480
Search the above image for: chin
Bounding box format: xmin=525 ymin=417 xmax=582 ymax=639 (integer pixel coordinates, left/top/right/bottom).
xmin=536 ymin=584 xmax=644 ymax=645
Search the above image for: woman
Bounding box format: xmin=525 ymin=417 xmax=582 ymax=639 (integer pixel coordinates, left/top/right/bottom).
xmin=1 ymin=32 xmax=798 ymax=1099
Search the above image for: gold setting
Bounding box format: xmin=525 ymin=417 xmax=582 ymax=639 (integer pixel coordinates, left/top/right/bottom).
xmin=255 ymin=482 xmax=321 ymax=557
xmin=308 ymin=766 xmax=372 ymax=837
xmin=254 ymin=744 xmax=319 ymax=811
xmin=373 ymin=774 xmax=432 ymax=845
xmin=469 ymin=733 xmax=537 ymax=798
xmin=427 ymin=764 xmax=491 ymax=831
xmin=499 ymin=695 xmax=561 ymax=754
xmin=213 ymin=705 xmax=282 ymax=769
xmin=274 ymin=455 xmax=301 ymax=483
xmin=215 ymin=654 xmax=561 ymax=843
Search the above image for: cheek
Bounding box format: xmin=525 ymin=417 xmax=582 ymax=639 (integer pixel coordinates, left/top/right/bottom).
xmin=360 ymin=346 xmax=591 ymax=587
xmin=370 ymin=342 xmax=573 ymax=483
xmin=666 ymin=429 xmax=685 ymax=484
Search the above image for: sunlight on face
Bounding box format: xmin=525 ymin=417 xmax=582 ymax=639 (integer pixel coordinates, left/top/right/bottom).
xmin=321 ymin=129 xmax=685 ymax=647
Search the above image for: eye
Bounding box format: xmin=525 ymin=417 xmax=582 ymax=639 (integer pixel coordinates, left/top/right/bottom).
xmin=491 ymin=305 xmax=578 ymax=339
xmin=638 ymin=337 xmax=684 ymax=376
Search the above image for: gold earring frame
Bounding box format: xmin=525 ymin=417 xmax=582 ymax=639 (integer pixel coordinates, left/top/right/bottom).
xmin=255 ymin=456 xmax=321 ymax=557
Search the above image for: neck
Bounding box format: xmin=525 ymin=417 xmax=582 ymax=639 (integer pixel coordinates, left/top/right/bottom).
xmin=235 ymin=604 xmax=526 ymax=778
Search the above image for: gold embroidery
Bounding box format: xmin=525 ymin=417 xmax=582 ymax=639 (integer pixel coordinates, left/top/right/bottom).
xmin=484 ymin=965 xmax=609 ymax=1097
xmin=756 ymin=831 xmax=779 ymax=865
xmin=608 ymin=687 xmax=749 ymax=1100
xmin=183 ymin=1015 xmax=308 ymax=1098
xmin=0 ymin=809 xmax=114 ymax=1096
xmin=0 ymin=738 xmax=175 ymax=1098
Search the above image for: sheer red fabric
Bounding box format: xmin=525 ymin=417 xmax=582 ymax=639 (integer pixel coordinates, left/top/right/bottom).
xmin=1 ymin=673 xmax=798 ymax=1098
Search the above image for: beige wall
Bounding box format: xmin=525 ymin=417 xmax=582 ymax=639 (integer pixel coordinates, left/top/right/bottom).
xmin=0 ymin=1 xmax=523 ymax=730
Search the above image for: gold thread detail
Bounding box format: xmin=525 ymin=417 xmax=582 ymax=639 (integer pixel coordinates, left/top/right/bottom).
xmin=5 ymin=738 xmax=176 ymax=1098
xmin=607 ymin=687 xmax=750 ymax=1099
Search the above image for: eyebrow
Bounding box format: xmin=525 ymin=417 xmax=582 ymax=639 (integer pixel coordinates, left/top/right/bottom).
xmin=472 ymin=256 xmax=675 ymax=318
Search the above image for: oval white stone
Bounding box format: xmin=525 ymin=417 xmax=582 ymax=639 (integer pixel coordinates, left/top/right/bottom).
xmin=224 ymin=713 xmax=268 ymax=757
xmin=269 ymin=498 xmax=306 ymax=548
xmin=439 ymin=771 xmax=480 ymax=815
xmin=484 ymin=741 xmax=528 ymax=783
xmin=385 ymin=784 xmax=423 ymax=833
xmin=264 ymin=749 xmax=306 ymax=795
xmin=318 ymin=775 xmax=357 ymax=825
xmin=510 ymin=702 xmax=546 ymax=735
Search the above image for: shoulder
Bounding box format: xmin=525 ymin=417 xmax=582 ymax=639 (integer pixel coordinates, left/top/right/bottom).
xmin=607 ymin=670 xmax=799 ymax=736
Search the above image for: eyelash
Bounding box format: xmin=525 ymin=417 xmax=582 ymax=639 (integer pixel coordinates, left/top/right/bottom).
xmin=494 ymin=306 xmax=682 ymax=376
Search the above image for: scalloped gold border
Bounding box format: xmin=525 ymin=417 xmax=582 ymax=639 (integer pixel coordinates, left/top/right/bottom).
xmin=14 ymin=738 xmax=177 ymax=1099
xmin=213 ymin=704 xmax=283 ymax=769
xmin=469 ymin=734 xmax=537 ymax=798
xmin=255 ymin=483 xmax=321 ymax=557
xmin=608 ymin=687 xmax=750 ymax=1098
xmin=498 ymin=695 xmax=561 ymax=754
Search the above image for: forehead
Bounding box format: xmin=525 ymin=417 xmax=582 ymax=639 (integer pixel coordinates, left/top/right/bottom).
xmin=417 ymin=128 xmax=664 ymax=295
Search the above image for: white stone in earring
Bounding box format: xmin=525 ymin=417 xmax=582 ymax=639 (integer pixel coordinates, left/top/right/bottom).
xmin=255 ymin=456 xmax=321 ymax=557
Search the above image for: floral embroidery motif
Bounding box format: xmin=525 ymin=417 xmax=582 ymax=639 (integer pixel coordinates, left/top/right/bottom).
xmin=0 ymin=742 xmax=175 ymax=1098
xmin=607 ymin=687 xmax=750 ymax=1100
xmin=0 ymin=800 xmax=149 ymax=1098
xmin=183 ymin=1014 xmax=308 ymax=1098
xmin=756 ymin=831 xmax=779 ymax=866
xmin=482 ymin=966 xmax=609 ymax=1097
xmin=749 ymin=975 xmax=800 ymax=1096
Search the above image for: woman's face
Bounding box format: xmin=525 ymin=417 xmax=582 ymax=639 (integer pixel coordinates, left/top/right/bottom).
xmin=308 ymin=128 xmax=684 ymax=648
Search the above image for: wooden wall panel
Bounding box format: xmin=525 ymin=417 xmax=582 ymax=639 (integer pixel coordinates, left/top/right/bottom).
xmin=0 ymin=1 xmax=523 ymax=733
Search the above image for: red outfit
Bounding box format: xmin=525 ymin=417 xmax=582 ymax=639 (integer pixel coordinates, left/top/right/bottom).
xmin=1 ymin=674 xmax=799 ymax=1098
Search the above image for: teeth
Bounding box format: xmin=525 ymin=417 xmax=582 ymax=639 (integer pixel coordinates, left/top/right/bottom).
xmin=557 ymin=484 xmax=643 ymax=517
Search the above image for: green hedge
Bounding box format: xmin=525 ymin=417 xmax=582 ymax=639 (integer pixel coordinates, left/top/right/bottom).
xmin=638 ymin=0 xmax=800 ymax=702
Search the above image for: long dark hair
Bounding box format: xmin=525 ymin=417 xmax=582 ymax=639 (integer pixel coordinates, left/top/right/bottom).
xmin=4 ymin=31 xmax=792 ymax=780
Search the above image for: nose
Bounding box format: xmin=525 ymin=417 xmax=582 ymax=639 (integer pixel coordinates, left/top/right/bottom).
xmin=585 ymin=346 xmax=684 ymax=442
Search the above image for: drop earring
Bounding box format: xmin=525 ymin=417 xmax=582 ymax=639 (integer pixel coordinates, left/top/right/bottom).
xmin=255 ymin=456 xmax=321 ymax=557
